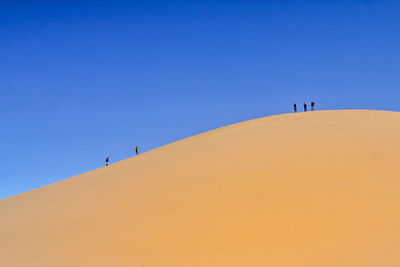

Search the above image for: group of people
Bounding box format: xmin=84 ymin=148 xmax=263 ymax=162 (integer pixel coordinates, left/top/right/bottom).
xmin=105 ymin=102 xmax=317 ymax=167
xmin=293 ymin=101 xmax=315 ymax=113
xmin=105 ymin=145 xmax=140 ymax=166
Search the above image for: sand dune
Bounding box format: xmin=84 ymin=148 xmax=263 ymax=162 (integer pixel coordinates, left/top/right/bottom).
xmin=1 ymin=110 xmax=400 ymax=266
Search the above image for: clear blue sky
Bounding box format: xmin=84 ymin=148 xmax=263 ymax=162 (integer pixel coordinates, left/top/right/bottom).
xmin=1 ymin=0 xmax=400 ymax=199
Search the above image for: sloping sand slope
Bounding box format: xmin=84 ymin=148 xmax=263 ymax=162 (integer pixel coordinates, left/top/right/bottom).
xmin=1 ymin=110 xmax=400 ymax=266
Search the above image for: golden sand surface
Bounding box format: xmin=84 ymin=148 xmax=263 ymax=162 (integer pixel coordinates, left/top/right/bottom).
xmin=1 ymin=110 xmax=400 ymax=266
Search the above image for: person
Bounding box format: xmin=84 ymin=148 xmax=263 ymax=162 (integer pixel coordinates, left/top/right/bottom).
xmin=293 ymin=103 xmax=297 ymax=113
xmin=311 ymin=101 xmax=315 ymax=111
xmin=105 ymin=157 xmax=110 ymax=166
xmin=303 ymin=102 xmax=307 ymax=112
xmin=135 ymin=146 xmax=139 ymax=155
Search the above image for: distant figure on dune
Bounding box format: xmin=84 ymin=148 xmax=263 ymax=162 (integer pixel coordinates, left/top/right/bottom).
xmin=105 ymin=157 xmax=110 ymax=166
xmin=311 ymin=101 xmax=315 ymax=111
xmin=304 ymin=102 xmax=307 ymax=112
xmin=135 ymin=146 xmax=139 ymax=156
xmin=293 ymin=103 xmax=297 ymax=113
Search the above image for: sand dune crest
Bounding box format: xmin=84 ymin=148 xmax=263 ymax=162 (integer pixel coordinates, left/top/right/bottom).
xmin=1 ymin=110 xmax=400 ymax=266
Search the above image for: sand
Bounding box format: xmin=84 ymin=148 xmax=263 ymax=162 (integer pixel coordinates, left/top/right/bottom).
xmin=1 ymin=110 xmax=400 ymax=266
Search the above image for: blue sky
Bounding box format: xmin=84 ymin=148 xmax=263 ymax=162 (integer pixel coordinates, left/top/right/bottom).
xmin=1 ymin=0 xmax=400 ymax=198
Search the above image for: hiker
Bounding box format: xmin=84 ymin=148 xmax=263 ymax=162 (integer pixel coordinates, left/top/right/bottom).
xmin=135 ymin=146 xmax=139 ymax=155
xmin=311 ymin=101 xmax=315 ymax=111
xmin=105 ymin=157 xmax=110 ymax=166
xmin=294 ymin=103 xmax=297 ymax=113
xmin=303 ymin=102 xmax=307 ymax=112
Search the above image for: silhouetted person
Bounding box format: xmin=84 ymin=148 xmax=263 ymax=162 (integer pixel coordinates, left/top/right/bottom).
xmin=105 ymin=157 xmax=110 ymax=166
xmin=311 ymin=101 xmax=315 ymax=111
xmin=135 ymin=146 xmax=139 ymax=155
xmin=293 ymin=103 xmax=297 ymax=113
xmin=303 ymin=102 xmax=307 ymax=112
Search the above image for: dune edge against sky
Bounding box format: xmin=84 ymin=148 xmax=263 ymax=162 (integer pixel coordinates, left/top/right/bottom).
xmin=1 ymin=109 xmax=400 ymax=266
